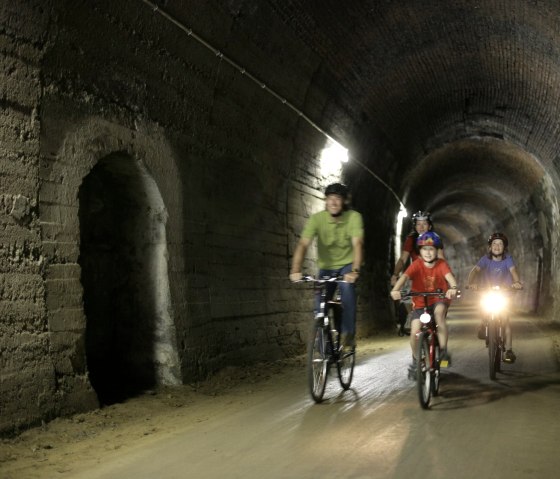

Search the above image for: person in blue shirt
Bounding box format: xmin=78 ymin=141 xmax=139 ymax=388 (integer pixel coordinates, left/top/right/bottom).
xmin=467 ymin=232 xmax=523 ymax=363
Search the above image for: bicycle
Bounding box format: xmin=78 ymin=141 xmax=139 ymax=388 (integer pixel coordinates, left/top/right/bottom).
xmin=401 ymin=289 xmax=451 ymax=409
xmin=475 ymin=286 xmax=518 ymax=380
xmin=294 ymin=275 xmax=356 ymax=403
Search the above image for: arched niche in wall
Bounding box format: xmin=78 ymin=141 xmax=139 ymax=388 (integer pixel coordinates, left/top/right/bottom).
xmin=78 ymin=152 xmax=180 ymax=404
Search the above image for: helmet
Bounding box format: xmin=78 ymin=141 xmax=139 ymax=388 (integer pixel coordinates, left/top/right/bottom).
xmin=488 ymin=232 xmax=508 ymax=248
xmin=416 ymin=231 xmax=442 ymax=249
xmin=325 ymin=183 xmax=349 ymax=198
xmin=412 ymin=210 xmax=432 ymax=226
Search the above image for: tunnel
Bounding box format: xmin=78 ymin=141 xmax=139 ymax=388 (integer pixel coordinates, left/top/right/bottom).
xmin=3 ymin=0 xmax=560 ymax=433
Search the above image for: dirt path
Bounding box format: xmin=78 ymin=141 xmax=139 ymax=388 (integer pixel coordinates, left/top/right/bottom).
xmin=2 ymin=307 xmax=560 ymax=479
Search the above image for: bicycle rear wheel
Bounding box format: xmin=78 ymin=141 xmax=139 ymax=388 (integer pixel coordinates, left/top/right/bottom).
xmin=307 ymin=322 xmax=330 ymax=402
xmin=416 ymin=332 xmax=432 ymax=409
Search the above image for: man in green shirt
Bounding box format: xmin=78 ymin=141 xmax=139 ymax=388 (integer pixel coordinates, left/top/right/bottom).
xmin=290 ymin=183 xmax=364 ymax=348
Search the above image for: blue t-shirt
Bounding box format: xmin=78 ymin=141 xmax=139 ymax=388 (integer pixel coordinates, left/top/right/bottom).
xmin=477 ymin=254 xmax=515 ymax=287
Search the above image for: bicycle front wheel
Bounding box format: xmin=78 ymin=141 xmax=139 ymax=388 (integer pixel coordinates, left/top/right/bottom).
xmin=337 ymin=346 xmax=355 ymax=390
xmin=431 ymin=340 xmax=440 ymax=396
xmin=416 ymin=331 xmax=432 ymax=409
xmin=488 ymin=321 xmax=500 ymax=380
xmin=307 ymin=323 xmax=330 ymax=403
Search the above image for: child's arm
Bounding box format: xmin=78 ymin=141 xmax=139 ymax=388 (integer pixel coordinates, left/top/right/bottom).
xmin=510 ymin=265 xmax=523 ymax=289
xmin=467 ymin=265 xmax=481 ymax=289
xmin=444 ymin=272 xmax=458 ymax=299
xmin=390 ymin=273 xmax=410 ymax=300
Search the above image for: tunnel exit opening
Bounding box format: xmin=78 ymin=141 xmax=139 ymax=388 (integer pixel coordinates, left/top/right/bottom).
xmin=78 ymin=152 xmax=180 ymax=405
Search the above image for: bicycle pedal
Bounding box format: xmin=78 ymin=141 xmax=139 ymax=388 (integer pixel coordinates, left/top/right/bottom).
xmin=440 ymin=359 xmax=449 ymax=368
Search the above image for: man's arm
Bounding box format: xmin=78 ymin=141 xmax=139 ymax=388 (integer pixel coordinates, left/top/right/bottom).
xmin=467 ymin=265 xmax=481 ymax=289
xmin=289 ymin=237 xmax=312 ymax=282
xmin=352 ymin=236 xmax=363 ymax=272
xmin=344 ymin=236 xmax=364 ymax=284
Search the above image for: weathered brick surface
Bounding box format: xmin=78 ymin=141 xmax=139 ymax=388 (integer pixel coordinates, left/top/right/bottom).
xmin=5 ymin=0 xmax=338 ymax=432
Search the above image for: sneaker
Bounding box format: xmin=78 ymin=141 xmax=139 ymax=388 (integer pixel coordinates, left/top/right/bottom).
xmin=439 ymin=349 xmax=452 ymax=368
xmin=339 ymin=344 xmax=355 ymax=358
xmin=504 ymin=349 xmax=517 ymax=363
xmin=477 ymin=323 xmax=486 ymax=340
xmin=407 ymin=358 xmax=417 ymax=380
xmin=340 ymin=333 xmax=356 ymax=348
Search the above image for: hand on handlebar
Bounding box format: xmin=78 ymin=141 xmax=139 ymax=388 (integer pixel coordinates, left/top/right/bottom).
xmin=445 ymin=288 xmax=458 ymax=300
xmin=390 ymin=290 xmax=402 ymax=301
xmin=289 ymin=272 xmax=302 ymax=282
xmin=344 ymin=272 xmax=359 ymax=284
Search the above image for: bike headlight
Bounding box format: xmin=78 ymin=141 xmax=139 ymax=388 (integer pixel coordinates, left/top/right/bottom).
xmin=419 ymin=312 xmax=431 ymax=324
xmin=481 ymin=291 xmax=508 ymax=314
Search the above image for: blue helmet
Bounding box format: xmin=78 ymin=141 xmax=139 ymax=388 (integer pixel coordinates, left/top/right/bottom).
xmin=416 ymin=231 xmax=442 ymax=249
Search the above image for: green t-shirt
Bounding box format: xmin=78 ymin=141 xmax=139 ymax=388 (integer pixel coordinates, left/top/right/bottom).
xmin=301 ymin=209 xmax=364 ymax=270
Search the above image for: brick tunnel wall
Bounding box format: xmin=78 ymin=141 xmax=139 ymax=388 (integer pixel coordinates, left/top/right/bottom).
xmin=0 ymin=0 xmax=395 ymax=434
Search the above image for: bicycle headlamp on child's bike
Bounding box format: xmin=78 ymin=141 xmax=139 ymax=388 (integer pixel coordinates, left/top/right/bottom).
xmin=480 ymin=288 xmax=509 ymax=314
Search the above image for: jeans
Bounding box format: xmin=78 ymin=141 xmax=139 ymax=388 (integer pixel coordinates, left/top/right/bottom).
xmin=314 ymin=263 xmax=356 ymax=336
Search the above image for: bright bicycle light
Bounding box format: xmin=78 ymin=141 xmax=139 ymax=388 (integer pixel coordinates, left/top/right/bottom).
xmin=481 ymin=291 xmax=508 ymax=314
xmin=420 ymin=312 xmax=432 ymax=324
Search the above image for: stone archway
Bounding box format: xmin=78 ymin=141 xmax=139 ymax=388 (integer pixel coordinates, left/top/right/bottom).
xmin=78 ymin=152 xmax=180 ymax=405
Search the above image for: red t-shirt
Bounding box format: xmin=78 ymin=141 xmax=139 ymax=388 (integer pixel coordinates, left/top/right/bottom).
xmin=404 ymin=259 xmax=452 ymax=309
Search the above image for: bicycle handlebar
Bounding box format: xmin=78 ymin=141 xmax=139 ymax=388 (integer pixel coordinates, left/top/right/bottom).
xmin=401 ymin=289 xmax=446 ymax=298
xmin=400 ymin=288 xmax=461 ymax=298
xmin=466 ymin=285 xmax=521 ymax=292
xmin=293 ymin=274 xmax=346 ymax=283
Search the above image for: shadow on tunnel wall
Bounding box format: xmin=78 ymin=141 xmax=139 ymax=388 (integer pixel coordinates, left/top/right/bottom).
xmin=78 ymin=153 xmax=161 ymax=405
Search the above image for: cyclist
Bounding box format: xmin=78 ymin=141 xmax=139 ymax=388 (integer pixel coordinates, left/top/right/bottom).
xmin=390 ymin=231 xmax=458 ymax=377
xmin=289 ymin=183 xmax=364 ymax=351
xmin=390 ymin=210 xmax=445 ymax=286
xmin=467 ymin=232 xmax=523 ymax=363
xmin=391 ymin=211 xmax=445 ymax=335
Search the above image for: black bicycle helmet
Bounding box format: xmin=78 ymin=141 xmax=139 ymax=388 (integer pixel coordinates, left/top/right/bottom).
xmin=488 ymin=232 xmax=508 ymax=248
xmin=324 ymin=183 xmax=349 ymax=198
xmin=411 ymin=210 xmax=433 ymax=226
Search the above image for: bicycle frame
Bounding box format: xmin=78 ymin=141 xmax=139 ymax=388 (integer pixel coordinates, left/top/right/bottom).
xmin=401 ymin=290 xmax=447 ymax=409
xmin=296 ymin=275 xmax=355 ymax=403
xmin=478 ymin=286 xmax=514 ymax=380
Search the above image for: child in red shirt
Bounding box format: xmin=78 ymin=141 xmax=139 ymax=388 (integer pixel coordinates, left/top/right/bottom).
xmin=390 ymin=232 xmax=458 ymax=376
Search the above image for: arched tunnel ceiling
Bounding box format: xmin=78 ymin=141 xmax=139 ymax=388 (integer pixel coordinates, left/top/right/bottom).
xmin=267 ymin=0 xmax=559 ymax=247
xmin=270 ymin=1 xmax=560 ymax=157
xmin=402 ymin=137 xmax=546 ymax=245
